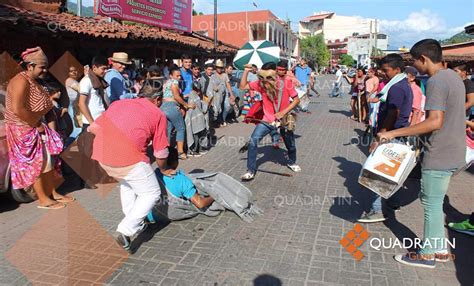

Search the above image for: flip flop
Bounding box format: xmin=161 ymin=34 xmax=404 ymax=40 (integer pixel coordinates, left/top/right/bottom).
xmin=37 ymin=202 xmax=66 ymax=210
xmin=53 ymin=195 xmax=76 ymax=203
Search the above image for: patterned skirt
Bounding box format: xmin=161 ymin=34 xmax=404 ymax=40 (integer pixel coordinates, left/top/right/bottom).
xmin=5 ymin=123 xmax=63 ymax=189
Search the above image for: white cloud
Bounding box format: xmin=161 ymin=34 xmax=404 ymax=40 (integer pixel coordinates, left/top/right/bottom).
xmin=193 ymin=0 xmax=215 ymax=15
xmin=379 ymin=9 xmax=470 ymax=48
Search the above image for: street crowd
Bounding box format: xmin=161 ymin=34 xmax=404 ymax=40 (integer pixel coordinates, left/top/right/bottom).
xmin=1 ymin=39 xmax=473 ymax=270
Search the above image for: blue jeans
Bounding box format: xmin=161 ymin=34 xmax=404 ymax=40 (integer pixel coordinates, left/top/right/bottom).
xmin=331 ymin=83 xmax=342 ymax=97
xmin=370 ymin=193 xmax=400 ymax=213
xmin=221 ymin=94 xmax=231 ymax=123
xmin=161 ymin=102 xmax=185 ymax=142
xmin=271 ymin=129 xmax=280 ymax=145
xmin=247 ymin=123 xmax=297 ymax=173
xmin=419 ymin=169 xmax=454 ymax=254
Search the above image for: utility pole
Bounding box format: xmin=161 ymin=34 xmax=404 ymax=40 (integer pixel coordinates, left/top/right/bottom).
xmin=287 ymin=18 xmax=291 ymax=63
xmin=77 ymin=0 xmax=82 ymax=17
xmin=374 ymin=19 xmax=378 ymax=58
xmin=214 ymin=0 xmax=218 ymax=51
xmin=368 ymin=20 xmax=373 ymax=65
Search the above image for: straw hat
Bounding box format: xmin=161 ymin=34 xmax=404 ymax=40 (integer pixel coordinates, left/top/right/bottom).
xmin=215 ymin=59 xmax=225 ymax=68
xmin=109 ymin=52 xmax=132 ymax=65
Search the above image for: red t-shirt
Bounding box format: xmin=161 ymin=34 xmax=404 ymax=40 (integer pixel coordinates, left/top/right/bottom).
xmin=91 ymin=98 xmax=169 ymax=167
xmin=249 ymin=78 xmax=298 ymax=122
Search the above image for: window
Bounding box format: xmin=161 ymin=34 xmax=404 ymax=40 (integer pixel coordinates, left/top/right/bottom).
xmin=250 ymin=23 xmax=266 ymax=41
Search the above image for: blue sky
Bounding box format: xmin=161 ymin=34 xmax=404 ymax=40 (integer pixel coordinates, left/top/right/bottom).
xmin=82 ymin=0 xmax=473 ymax=48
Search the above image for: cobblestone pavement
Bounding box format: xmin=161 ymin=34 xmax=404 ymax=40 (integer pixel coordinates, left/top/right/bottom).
xmin=1 ymin=76 xmax=473 ymax=286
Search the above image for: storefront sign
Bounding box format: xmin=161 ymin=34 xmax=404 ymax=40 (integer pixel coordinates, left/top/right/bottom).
xmin=98 ymin=0 xmax=192 ymax=32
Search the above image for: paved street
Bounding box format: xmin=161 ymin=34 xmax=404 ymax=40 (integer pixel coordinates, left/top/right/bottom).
xmin=0 ymin=75 xmax=473 ymax=286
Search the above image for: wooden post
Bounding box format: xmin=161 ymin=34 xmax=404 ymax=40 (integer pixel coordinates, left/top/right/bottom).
xmin=358 ymin=90 xmax=362 ymax=123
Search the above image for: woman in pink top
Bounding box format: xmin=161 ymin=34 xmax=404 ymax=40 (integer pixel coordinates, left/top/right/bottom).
xmin=405 ymin=66 xmax=425 ymax=125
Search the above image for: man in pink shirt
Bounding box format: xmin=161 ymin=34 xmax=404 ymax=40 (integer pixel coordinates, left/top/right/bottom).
xmin=89 ymin=81 xmax=169 ymax=252
xmin=239 ymin=62 xmax=301 ymax=181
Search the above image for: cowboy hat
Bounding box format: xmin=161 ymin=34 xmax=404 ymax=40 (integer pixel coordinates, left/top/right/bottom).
xmin=215 ymin=59 xmax=225 ymax=68
xmin=109 ymin=52 xmax=132 ymax=65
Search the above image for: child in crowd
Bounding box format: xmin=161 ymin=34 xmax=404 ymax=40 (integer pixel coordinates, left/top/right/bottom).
xmin=185 ymin=82 xmax=209 ymax=157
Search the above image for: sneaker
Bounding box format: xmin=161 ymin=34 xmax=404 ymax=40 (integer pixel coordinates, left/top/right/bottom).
xmin=357 ymin=210 xmax=386 ymax=223
xmin=448 ymin=219 xmax=474 ymax=236
xmin=241 ymin=171 xmax=255 ymax=181
xmin=394 ymin=252 xmax=436 ymax=269
xmin=115 ymin=232 xmax=132 ymax=252
xmin=199 ymin=150 xmax=208 ymax=155
xmin=287 ymin=164 xmax=301 ymax=172
xmin=188 ymin=151 xmax=202 ymax=158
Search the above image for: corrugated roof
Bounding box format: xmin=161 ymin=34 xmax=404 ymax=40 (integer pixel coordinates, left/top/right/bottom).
xmin=0 ymin=4 xmax=238 ymax=54
xmin=301 ymin=13 xmax=334 ymax=23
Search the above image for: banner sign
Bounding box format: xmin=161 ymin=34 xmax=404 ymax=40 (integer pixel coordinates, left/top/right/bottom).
xmin=98 ymin=0 xmax=192 ymax=32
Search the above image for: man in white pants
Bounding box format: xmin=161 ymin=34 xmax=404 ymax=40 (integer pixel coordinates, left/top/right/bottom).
xmin=89 ymin=81 xmax=170 ymax=252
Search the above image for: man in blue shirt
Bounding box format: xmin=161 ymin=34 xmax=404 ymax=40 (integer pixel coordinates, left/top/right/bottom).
xmin=358 ymin=54 xmax=413 ymax=224
xmin=105 ymin=52 xmax=136 ymax=103
xmin=180 ymin=54 xmax=193 ymax=100
xmin=293 ymin=58 xmax=313 ymax=93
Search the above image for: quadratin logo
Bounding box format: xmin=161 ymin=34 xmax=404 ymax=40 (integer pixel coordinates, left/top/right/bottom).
xmin=339 ymin=223 xmax=370 ymax=261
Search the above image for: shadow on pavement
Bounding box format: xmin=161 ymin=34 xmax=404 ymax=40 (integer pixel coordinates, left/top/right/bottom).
xmin=253 ymin=274 xmax=282 ymax=286
xmin=443 ymin=196 xmax=474 ymax=286
xmin=328 ymin=109 xmax=352 ymax=117
xmin=330 ymin=156 xmax=366 ymax=222
xmin=130 ymin=220 xmax=171 ymax=255
xmin=330 ymin=156 xmax=420 ymax=223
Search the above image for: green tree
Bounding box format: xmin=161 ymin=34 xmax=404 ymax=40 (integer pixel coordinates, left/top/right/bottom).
xmin=300 ymin=34 xmax=330 ymax=67
xmin=339 ymin=54 xmax=355 ymax=66
xmin=192 ymin=3 xmax=204 ymax=16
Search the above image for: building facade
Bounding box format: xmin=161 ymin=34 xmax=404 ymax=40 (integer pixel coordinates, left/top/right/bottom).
xmin=299 ymin=12 xmax=379 ymax=41
xmin=347 ymin=33 xmax=389 ymax=66
xmin=299 ymin=11 xmax=387 ymax=66
xmin=193 ymin=10 xmax=299 ymax=59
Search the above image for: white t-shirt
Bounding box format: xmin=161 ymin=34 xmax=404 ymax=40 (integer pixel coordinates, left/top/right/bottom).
xmin=79 ymin=76 xmax=105 ymax=125
xmin=65 ymin=78 xmax=79 ymax=103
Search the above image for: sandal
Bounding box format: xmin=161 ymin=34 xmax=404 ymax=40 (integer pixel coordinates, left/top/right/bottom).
xmin=178 ymin=152 xmax=187 ymax=160
xmin=53 ymin=195 xmax=76 ymax=203
xmin=37 ymin=202 xmax=66 ymax=210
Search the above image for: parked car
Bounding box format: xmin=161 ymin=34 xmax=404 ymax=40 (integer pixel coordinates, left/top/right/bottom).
xmin=0 ymin=100 xmax=35 ymax=203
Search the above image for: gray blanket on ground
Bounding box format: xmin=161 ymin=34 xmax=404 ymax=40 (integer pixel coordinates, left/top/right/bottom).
xmin=152 ymin=172 xmax=263 ymax=223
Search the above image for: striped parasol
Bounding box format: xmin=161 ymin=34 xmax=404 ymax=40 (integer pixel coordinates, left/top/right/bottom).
xmin=233 ymin=40 xmax=280 ymax=70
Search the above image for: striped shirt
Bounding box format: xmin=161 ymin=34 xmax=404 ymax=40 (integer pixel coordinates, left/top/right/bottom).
xmin=5 ymin=72 xmax=52 ymax=125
